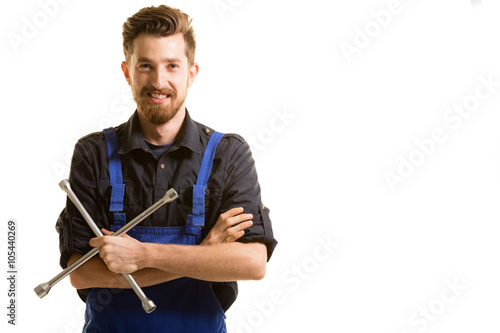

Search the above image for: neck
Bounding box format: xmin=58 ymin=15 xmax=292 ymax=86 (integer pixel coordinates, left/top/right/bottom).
xmin=138 ymin=107 xmax=186 ymax=145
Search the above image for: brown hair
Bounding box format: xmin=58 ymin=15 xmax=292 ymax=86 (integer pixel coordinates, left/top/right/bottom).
xmin=122 ymin=5 xmax=196 ymax=66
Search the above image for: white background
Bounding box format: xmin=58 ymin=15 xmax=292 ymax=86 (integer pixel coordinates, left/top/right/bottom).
xmin=1 ymin=0 xmax=500 ymax=332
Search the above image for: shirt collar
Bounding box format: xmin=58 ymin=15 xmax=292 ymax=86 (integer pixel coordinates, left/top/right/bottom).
xmin=119 ymin=109 xmax=204 ymax=155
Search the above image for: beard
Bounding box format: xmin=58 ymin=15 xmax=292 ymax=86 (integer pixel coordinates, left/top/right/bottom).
xmin=134 ymin=84 xmax=187 ymax=125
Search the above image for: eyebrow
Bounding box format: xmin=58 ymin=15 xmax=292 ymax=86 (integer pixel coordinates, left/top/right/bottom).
xmin=136 ymin=57 xmax=182 ymax=64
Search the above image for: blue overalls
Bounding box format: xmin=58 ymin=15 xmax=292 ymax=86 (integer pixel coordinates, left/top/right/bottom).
xmin=83 ymin=128 xmax=227 ymax=333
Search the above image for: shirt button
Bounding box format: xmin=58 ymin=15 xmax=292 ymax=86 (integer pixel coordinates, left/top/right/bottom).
xmin=160 ymin=164 xmax=165 ymax=169
xmin=205 ymin=128 xmax=210 ymax=134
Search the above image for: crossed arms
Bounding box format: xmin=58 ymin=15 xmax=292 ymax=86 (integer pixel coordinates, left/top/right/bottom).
xmin=68 ymin=207 xmax=267 ymax=290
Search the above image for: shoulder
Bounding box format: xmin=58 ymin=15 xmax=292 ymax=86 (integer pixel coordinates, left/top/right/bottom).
xmin=77 ymin=131 xmax=105 ymax=146
xmin=76 ymin=123 xmax=126 ymax=147
xmin=73 ymin=131 xmax=106 ymax=160
xmin=192 ymin=119 xmax=254 ymax=169
xmin=72 ymin=122 xmax=127 ymax=160
xmin=218 ymin=133 xmax=251 ymax=162
xmin=193 ymin=119 xmax=248 ymax=148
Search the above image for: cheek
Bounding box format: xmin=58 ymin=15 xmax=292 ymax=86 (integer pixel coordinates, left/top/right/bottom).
xmin=130 ymin=76 xmax=145 ymax=93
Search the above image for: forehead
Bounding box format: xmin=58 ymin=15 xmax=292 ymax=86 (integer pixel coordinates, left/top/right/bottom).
xmin=131 ymin=33 xmax=187 ymax=63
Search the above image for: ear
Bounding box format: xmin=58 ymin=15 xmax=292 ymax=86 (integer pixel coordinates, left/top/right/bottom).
xmin=121 ymin=61 xmax=131 ymax=86
xmin=187 ymin=62 xmax=199 ymax=87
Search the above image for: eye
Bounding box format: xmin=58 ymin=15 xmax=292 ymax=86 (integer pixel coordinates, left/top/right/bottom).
xmin=168 ymin=64 xmax=179 ymax=69
xmin=139 ymin=64 xmax=151 ymax=70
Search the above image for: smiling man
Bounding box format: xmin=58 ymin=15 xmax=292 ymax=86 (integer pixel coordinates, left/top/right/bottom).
xmin=126 ymin=33 xmax=192 ymax=130
xmin=56 ymin=5 xmax=277 ymax=332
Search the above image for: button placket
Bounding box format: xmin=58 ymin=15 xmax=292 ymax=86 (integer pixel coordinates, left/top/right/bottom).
xmin=153 ymin=157 xmax=169 ymax=226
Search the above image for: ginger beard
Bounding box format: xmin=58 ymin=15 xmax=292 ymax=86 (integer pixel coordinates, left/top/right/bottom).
xmin=134 ymin=81 xmax=188 ymax=125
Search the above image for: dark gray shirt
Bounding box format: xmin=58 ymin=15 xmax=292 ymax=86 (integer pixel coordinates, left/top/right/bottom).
xmin=56 ymin=110 xmax=277 ymax=311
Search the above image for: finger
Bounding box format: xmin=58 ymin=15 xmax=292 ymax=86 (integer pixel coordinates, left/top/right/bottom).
xmin=212 ymin=208 xmax=248 ymax=232
xmin=223 ymin=221 xmax=253 ymax=243
xmin=222 ymin=231 xmax=245 ymax=243
xmin=99 ymin=247 xmax=108 ymax=260
xmin=89 ymin=236 xmax=104 ymax=248
xmin=101 ymin=228 xmax=114 ymax=236
xmin=225 ymin=230 xmax=246 ymax=243
xmin=232 ymin=220 xmax=253 ymax=231
xmin=225 ymin=214 xmax=253 ymax=228
xmin=220 ymin=207 xmax=244 ymax=220
xmin=101 ymin=228 xmax=136 ymax=241
xmin=118 ymin=232 xmax=134 ymax=240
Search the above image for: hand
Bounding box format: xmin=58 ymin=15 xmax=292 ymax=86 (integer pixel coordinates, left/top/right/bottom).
xmin=89 ymin=229 xmax=146 ymax=274
xmin=201 ymin=207 xmax=253 ymax=246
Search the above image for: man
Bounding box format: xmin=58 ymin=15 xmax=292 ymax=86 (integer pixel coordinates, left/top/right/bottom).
xmin=56 ymin=5 xmax=277 ymax=332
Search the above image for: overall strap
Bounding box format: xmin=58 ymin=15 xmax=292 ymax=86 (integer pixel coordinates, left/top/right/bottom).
xmin=188 ymin=131 xmax=225 ymax=227
xmin=103 ymin=127 xmax=126 ymax=224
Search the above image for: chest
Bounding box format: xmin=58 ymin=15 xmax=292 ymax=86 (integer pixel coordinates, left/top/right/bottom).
xmin=97 ymin=147 xmax=225 ymax=229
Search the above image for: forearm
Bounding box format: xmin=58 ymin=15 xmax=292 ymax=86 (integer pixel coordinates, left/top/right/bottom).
xmin=67 ymin=254 xmax=181 ymax=289
xmin=142 ymin=242 xmax=267 ymax=282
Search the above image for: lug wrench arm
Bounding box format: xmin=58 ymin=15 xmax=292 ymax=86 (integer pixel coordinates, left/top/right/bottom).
xmin=59 ymin=180 xmax=156 ymax=313
xmin=34 ymin=182 xmax=178 ymax=314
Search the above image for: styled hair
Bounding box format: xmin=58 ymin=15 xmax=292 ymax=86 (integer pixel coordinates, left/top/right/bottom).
xmin=122 ymin=5 xmax=196 ymax=66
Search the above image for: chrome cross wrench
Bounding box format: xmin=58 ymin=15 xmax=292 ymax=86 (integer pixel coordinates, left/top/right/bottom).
xmin=34 ymin=180 xmax=178 ymax=314
xmin=59 ymin=180 xmax=157 ymax=313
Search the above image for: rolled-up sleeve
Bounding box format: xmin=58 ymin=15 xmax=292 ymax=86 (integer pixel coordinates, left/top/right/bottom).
xmin=220 ymin=137 xmax=278 ymax=260
xmin=55 ymin=136 xmax=106 ymax=269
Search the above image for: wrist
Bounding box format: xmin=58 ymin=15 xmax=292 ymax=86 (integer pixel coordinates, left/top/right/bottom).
xmin=140 ymin=242 xmax=157 ymax=269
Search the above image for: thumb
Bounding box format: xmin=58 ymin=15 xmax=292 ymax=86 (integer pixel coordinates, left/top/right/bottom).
xmin=101 ymin=228 xmax=114 ymax=236
xmin=101 ymin=228 xmax=134 ymax=240
xmin=89 ymin=236 xmax=102 ymax=248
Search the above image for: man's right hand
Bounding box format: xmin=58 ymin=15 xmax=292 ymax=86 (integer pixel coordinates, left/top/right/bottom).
xmin=201 ymin=207 xmax=253 ymax=246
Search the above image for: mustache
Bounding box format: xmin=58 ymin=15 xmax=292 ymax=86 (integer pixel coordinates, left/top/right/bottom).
xmin=141 ymin=86 xmax=177 ymax=97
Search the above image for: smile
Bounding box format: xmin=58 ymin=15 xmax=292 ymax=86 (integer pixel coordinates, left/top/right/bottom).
xmin=150 ymin=93 xmax=168 ymax=99
xmin=147 ymin=92 xmax=172 ymax=103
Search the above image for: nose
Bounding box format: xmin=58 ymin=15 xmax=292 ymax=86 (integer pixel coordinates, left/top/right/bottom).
xmin=151 ymin=67 xmax=168 ymax=90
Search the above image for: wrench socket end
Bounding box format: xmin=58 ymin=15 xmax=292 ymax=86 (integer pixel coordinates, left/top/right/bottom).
xmin=34 ymin=282 xmax=51 ymax=298
xmin=143 ymin=299 xmax=157 ymax=314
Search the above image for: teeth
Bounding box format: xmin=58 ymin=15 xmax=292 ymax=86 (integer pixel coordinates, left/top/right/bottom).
xmin=151 ymin=93 xmax=168 ymax=99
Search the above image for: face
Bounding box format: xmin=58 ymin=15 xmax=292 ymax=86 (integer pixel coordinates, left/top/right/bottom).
xmin=121 ymin=33 xmax=198 ymax=124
